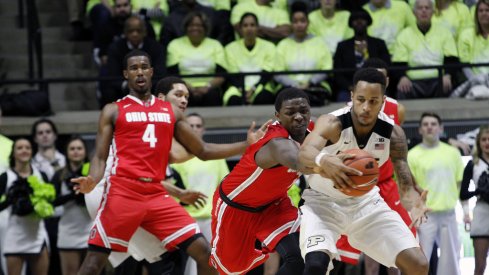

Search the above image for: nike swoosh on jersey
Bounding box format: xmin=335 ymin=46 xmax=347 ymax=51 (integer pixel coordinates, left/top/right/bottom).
xmin=123 ymin=104 xmax=132 ymax=108
xmin=395 ymin=200 xmax=401 ymax=206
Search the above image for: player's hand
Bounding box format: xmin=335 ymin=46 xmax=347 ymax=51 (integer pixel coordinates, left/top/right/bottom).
xmin=179 ymin=190 xmax=207 ymax=209
xmin=442 ymin=75 xmax=452 ymax=94
xmin=247 ymin=119 xmax=272 ymax=145
xmin=409 ymin=190 xmax=431 ymax=229
xmin=316 ymin=153 xmax=362 ymax=193
xmin=71 ymin=176 xmax=97 ymax=194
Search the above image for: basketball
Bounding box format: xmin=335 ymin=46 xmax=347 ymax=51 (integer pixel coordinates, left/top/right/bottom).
xmin=342 ymin=148 xmax=379 ymax=196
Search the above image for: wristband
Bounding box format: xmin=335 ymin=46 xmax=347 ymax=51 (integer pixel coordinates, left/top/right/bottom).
xmin=315 ymin=152 xmax=329 ymax=167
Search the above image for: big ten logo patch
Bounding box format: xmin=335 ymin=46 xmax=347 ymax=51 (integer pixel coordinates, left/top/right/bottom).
xmin=307 ymin=235 xmax=325 ymax=248
xmin=90 ymin=228 xmax=97 ymax=239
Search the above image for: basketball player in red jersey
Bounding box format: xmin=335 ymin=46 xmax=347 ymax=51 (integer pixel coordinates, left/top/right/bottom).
xmin=210 ymin=88 xmax=355 ymax=275
xmin=72 ymin=50 xmax=267 ymax=275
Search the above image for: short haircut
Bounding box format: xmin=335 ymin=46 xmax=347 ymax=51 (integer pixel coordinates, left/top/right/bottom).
xmin=362 ymin=58 xmax=388 ymax=71
xmin=290 ymin=1 xmax=308 ymax=19
xmin=31 ymin=118 xmax=58 ymax=139
xmin=155 ymin=76 xmax=187 ymax=95
xmin=182 ymin=11 xmax=210 ymax=36
xmin=352 ymin=68 xmax=386 ymax=92
xmin=123 ymin=15 xmax=146 ymax=34
xmin=239 ymin=12 xmax=259 ymax=26
xmin=123 ymin=49 xmax=151 ymax=69
xmin=186 ymin=112 xmax=204 ymax=125
xmin=420 ymin=112 xmax=442 ymax=125
xmin=275 ymin=87 xmax=310 ymax=112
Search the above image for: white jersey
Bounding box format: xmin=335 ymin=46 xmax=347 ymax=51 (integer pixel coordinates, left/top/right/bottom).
xmin=308 ymin=106 xmax=394 ymax=198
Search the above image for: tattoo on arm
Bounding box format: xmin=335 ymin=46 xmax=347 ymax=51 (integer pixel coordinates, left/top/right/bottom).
xmin=390 ymin=126 xmax=414 ymax=191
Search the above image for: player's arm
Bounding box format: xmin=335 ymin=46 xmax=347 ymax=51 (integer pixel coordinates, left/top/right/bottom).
xmin=298 ymin=114 xmax=360 ymax=189
xmin=397 ymin=102 xmax=405 ymax=125
xmin=161 ymin=180 xmax=206 ymax=209
xmin=72 ymin=103 xmax=117 ymax=193
xmin=255 ymin=138 xmax=311 ymax=172
xmin=171 ymin=104 xmax=270 ymax=161
xmin=390 ymin=124 xmax=429 ymax=227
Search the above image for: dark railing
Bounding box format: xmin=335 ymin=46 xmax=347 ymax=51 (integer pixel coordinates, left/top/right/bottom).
xmin=17 ymin=0 xmax=43 ymax=88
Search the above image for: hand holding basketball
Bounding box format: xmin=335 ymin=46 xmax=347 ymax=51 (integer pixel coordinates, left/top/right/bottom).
xmin=339 ymin=149 xmax=379 ymax=197
xmin=315 ymin=152 xmax=362 ymax=192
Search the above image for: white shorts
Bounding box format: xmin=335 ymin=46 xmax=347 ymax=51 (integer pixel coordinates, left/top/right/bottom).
xmin=300 ymin=188 xmax=419 ymax=269
xmin=85 ymin=180 xmax=167 ymax=266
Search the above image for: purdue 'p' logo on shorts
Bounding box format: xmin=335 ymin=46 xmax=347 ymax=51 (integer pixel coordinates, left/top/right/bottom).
xmin=307 ymin=235 xmax=325 ymax=247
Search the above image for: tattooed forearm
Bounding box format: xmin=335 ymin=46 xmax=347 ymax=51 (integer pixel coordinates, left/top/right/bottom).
xmin=390 ymin=125 xmax=415 ymax=190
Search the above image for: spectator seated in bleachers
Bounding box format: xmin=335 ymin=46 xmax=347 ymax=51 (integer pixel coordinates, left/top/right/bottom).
xmin=161 ymin=0 xmax=233 ymax=49
xmin=363 ymin=0 xmax=416 ymax=55
xmin=307 ymin=0 xmax=353 ymax=56
xmin=231 ymin=0 xmax=291 ymax=43
xmin=223 ymin=13 xmax=277 ymax=106
xmin=92 ymin=0 xmax=132 ymax=67
xmin=458 ymin=0 xmax=489 ymax=79
xmin=166 ymin=12 xmax=226 ymax=106
xmin=392 ymin=0 xmax=459 ymax=99
xmin=275 ymin=1 xmax=333 ymax=106
xmin=333 ymin=8 xmax=390 ymax=101
xmin=432 ymin=0 xmax=473 ymax=40
xmin=101 ymin=15 xmax=165 ymax=107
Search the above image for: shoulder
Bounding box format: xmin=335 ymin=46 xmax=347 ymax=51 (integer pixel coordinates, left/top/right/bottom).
xmin=257 ymin=38 xmax=276 ymax=50
xmin=308 ymin=9 xmax=321 ymax=20
xmin=392 ymin=0 xmax=411 ymax=10
xmin=459 ymin=27 xmax=476 ymax=41
xmin=225 ymin=40 xmax=240 ymax=51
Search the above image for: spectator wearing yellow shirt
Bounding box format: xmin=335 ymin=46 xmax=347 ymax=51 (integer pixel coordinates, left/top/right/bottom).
xmin=223 ymin=13 xmax=277 ymax=106
xmin=231 ymin=0 xmax=291 ymax=42
xmin=275 ymin=2 xmax=333 ymax=106
xmin=166 ymin=12 xmax=227 ymax=106
xmin=308 ymin=0 xmax=353 ymax=55
xmin=393 ymin=0 xmax=459 ymax=99
xmin=363 ymin=0 xmax=416 ymax=54
xmin=458 ymin=0 xmax=489 ymax=79
xmin=432 ymin=0 xmax=473 ymax=40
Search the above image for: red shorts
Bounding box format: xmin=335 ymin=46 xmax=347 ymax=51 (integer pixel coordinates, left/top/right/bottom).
xmin=210 ymin=192 xmax=300 ymax=274
xmin=89 ymin=176 xmax=198 ymax=252
xmin=336 ymin=178 xmax=415 ymax=265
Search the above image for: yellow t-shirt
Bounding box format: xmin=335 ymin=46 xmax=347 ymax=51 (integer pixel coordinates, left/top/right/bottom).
xmin=363 ymin=1 xmax=416 ymax=54
xmin=308 ymin=9 xmax=353 ymax=55
xmin=392 ymin=24 xmax=458 ymax=80
xmin=231 ymin=1 xmax=289 ymax=28
xmin=408 ymin=142 xmax=464 ymax=211
xmin=167 ymin=36 xmax=226 ymax=87
xmin=458 ymin=27 xmax=489 ymax=75
xmin=432 ymin=2 xmax=473 ymax=40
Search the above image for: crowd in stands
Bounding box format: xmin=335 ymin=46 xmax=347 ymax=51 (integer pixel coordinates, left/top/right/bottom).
xmin=65 ymin=0 xmax=489 ymax=108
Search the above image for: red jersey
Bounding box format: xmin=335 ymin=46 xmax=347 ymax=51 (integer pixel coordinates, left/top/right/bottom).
xmin=220 ymin=123 xmax=301 ymax=207
xmin=379 ymin=96 xmax=399 ymax=182
xmin=111 ymin=95 xmax=175 ymax=182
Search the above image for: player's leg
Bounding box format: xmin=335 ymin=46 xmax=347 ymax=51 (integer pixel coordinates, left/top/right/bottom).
xmin=363 ymin=254 xmax=381 ymax=275
xmin=473 ymin=238 xmax=489 ymax=275
xmin=394 ymin=248 xmax=429 ymax=275
xmin=275 ymin=232 xmax=304 ymax=275
xmin=299 ymin=191 xmax=342 ymax=275
xmin=180 ymin=234 xmax=217 ymax=275
xmin=348 ymin=194 xmax=428 ymax=275
xmin=78 ymin=247 xmax=111 ymax=275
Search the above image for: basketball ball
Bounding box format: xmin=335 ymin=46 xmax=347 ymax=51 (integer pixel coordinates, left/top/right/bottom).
xmin=341 ymin=148 xmax=379 ymax=196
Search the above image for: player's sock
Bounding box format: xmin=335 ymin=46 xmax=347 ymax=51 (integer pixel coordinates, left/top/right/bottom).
xmin=303 ymin=251 xmax=330 ymax=275
xmin=275 ymin=233 xmax=305 ymax=275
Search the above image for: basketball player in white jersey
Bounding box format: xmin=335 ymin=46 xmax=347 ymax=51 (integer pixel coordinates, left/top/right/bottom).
xmin=297 ymin=68 xmax=430 ymax=275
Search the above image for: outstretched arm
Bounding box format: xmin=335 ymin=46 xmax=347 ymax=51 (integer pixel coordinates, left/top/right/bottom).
xmin=172 ymin=104 xmax=271 ymax=161
xmin=254 ymin=138 xmax=312 ymax=173
xmin=298 ymin=114 xmax=361 ymax=190
xmin=390 ymin=124 xmax=429 ymax=228
xmin=72 ymin=103 xmax=117 ymax=193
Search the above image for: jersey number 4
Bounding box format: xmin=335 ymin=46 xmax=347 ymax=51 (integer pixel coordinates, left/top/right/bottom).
xmin=142 ymin=124 xmax=158 ymax=148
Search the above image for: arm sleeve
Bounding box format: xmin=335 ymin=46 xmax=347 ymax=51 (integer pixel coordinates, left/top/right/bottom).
xmin=460 ymin=160 xmax=476 ymax=200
